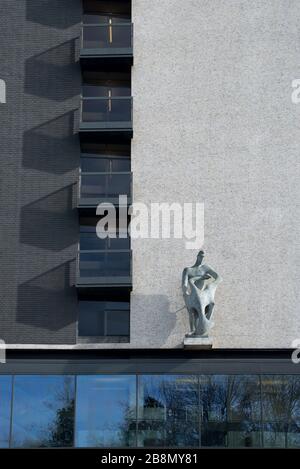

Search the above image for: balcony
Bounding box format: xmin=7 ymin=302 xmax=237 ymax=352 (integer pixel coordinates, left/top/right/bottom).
xmin=80 ymin=23 xmax=133 ymax=68
xmin=79 ymin=96 xmax=133 ymax=141
xmin=78 ymin=171 xmax=132 ymax=211
xmin=76 ymin=249 xmax=132 ymax=292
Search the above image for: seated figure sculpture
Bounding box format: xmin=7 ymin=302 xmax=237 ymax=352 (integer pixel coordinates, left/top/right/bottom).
xmin=182 ymin=250 xmax=222 ymax=338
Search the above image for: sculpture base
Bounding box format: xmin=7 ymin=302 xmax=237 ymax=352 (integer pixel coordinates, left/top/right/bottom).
xmin=183 ymin=336 xmax=213 ymax=349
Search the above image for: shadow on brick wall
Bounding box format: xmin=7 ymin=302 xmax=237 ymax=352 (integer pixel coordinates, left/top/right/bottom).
xmin=16 ymin=261 xmax=77 ymax=335
xmin=25 ymin=40 xmax=81 ymax=101
xmin=23 ymin=111 xmax=80 ymax=174
xmin=20 ymin=185 xmax=78 ymax=251
xmin=26 ymin=0 xmax=82 ymax=29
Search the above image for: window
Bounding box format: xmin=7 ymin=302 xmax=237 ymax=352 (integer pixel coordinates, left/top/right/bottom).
xmin=81 ymin=154 xmax=130 ymax=173
xmin=82 ymin=71 xmax=131 ymax=97
xmin=138 ymin=375 xmax=199 ymax=447
xmin=83 ymin=0 xmax=131 ymax=23
xmin=0 ymin=376 xmax=12 ymax=448
xmin=11 ymin=376 xmax=75 ymax=448
xmin=261 ymin=375 xmax=300 ymax=448
xmin=75 ymin=375 xmax=136 ymax=447
xmin=1 ymin=373 xmax=300 ymax=448
xmin=81 ymin=143 xmax=131 ymax=172
xmin=78 ymin=301 xmax=130 ymax=337
xmin=201 ymin=375 xmax=262 ymax=448
xmin=80 ymin=218 xmax=130 ymax=250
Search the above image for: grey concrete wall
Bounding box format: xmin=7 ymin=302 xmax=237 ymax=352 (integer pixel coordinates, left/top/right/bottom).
xmin=0 ymin=1 xmax=82 ymax=343
xmin=130 ymin=0 xmax=300 ymax=348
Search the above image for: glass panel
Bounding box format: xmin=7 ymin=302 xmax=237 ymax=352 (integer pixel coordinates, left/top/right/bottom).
xmin=80 ymin=232 xmax=107 ymax=250
xmin=138 ymin=375 xmax=199 ymax=447
xmin=80 ymin=232 xmax=130 ymax=251
xmin=201 ymin=375 xmax=262 ymax=448
xmin=81 ymin=97 xmax=131 ymax=123
xmin=80 ymin=173 xmax=131 ymax=200
xmin=11 ymin=376 xmax=75 ymax=448
xmin=82 ymin=83 xmax=131 ymax=98
xmin=81 ymin=156 xmax=109 ymax=172
xmin=111 ymin=157 xmax=131 ymax=172
xmin=78 ymin=301 xmax=130 ymax=337
xmin=78 ymin=302 xmax=105 ymax=336
xmin=81 ymin=154 xmax=130 ymax=172
xmin=0 ymin=376 xmax=12 ymax=448
xmin=82 ymin=24 xmax=132 ymax=49
xmin=83 ymin=15 xmax=131 ymax=24
xmin=106 ymin=309 xmax=130 ymax=336
xmin=261 ymin=375 xmax=300 ymax=448
xmin=75 ymin=375 xmax=136 ymax=447
xmin=79 ymin=251 xmax=131 ymax=279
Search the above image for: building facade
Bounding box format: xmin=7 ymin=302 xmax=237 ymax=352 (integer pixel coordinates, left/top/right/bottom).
xmin=0 ymin=0 xmax=299 ymax=448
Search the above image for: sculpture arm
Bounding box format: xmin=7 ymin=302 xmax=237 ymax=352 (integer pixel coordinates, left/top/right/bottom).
xmin=205 ymin=266 xmax=222 ymax=284
xmin=182 ymin=268 xmax=190 ymax=294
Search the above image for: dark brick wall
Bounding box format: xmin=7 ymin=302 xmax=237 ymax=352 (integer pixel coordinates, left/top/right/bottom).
xmin=0 ymin=1 xmax=82 ymax=343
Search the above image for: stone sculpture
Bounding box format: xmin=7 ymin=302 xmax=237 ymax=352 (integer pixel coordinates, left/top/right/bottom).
xmin=182 ymin=250 xmax=222 ymax=342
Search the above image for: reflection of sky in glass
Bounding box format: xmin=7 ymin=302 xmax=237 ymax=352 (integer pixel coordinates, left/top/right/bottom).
xmin=137 ymin=375 xmax=199 ymax=447
xmin=75 ymin=375 xmax=136 ymax=447
xmin=11 ymin=376 xmax=75 ymax=448
xmin=0 ymin=376 xmax=12 ymax=448
xmin=0 ymin=373 xmax=300 ymax=448
xmin=138 ymin=375 xmax=198 ymax=417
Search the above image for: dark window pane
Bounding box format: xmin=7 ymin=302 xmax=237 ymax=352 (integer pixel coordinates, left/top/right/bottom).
xmin=81 ymin=154 xmax=130 ymax=172
xmin=106 ymin=309 xmax=130 ymax=336
xmin=261 ymin=375 xmax=300 ymax=448
xmin=11 ymin=376 xmax=75 ymax=448
xmin=80 ymin=173 xmax=131 ymax=201
xmin=81 ymin=97 xmax=131 ymax=123
xmin=138 ymin=375 xmax=199 ymax=447
xmin=81 ymin=156 xmax=109 ymax=172
xmin=201 ymin=375 xmax=262 ymax=448
xmin=0 ymin=376 xmax=12 ymax=448
xmin=82 ymin=23 xmax=132 ymax=49
xmin=83 ymin=15 xmax=131 ymax=24
xmin=75 ymin=375 xmax=136 ymax=447
xmin=79 ymin=251 xmax=131 ymax=278
xmin=80 ymin=232 xmax=130 ymax=251
xmin=78 ymin=303 xmax=105 ymax=336
xmin=78 ymin=301 xmax=129 ymax=337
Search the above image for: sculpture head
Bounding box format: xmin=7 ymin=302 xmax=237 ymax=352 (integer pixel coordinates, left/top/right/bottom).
xmin=195 ymin=250 xmax=205 ymax=266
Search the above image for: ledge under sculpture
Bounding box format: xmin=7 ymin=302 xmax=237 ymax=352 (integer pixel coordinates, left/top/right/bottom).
xmin=182 ymin=250 xmax=222 ymax=348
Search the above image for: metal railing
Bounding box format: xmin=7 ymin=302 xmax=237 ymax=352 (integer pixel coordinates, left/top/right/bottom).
xmin=79 ymin=171 xmax=132 ymax=201
xmin=81 ymin=23 xmax=133 ymax=50
xmin=81 ymin=96 xmax=133 ymax=123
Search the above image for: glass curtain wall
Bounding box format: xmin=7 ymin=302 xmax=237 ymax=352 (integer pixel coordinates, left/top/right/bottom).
xmin=1 ymin=374 xmax=300 ymax=448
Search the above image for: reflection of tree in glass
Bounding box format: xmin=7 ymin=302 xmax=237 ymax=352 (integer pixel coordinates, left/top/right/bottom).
xmin=15 ymin=377 xmax=75 ymax=448
xmin=139 ymin=376 xmax=199 ymax=447
xmin=201 ymin=375 xmax=261 ymax=447
xmin=262 ymin=375 xmax=300 ymax=448
xmin=41 ymin=377 xmax=75 ymax=447
xmin=84 ymin=396 xmax=136 ymax=448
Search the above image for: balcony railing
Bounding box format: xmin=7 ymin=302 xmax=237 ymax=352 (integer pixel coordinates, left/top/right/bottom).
xmin=79 ymin=171 xmax=132 ymax=206
xmin=81 ymin=23 xmax=133 ymax=51
xmin=77 ymin=250 xmax=132 ymax=287
xmin=80 ymin=96 xmax=132 ymax=129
